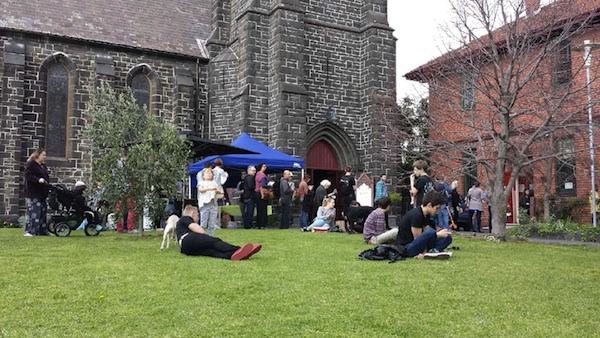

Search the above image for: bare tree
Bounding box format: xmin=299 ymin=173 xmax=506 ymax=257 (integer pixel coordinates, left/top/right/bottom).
xmin=405 ymin=0 xmax=600 ymax=238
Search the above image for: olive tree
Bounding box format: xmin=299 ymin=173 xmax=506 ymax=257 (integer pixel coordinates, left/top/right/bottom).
xmin=82 ymin=81 xmax=190 ymax=234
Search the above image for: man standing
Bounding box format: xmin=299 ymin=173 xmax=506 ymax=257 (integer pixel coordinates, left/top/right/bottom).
xmin=340 ymin=167 xmax=356 ymax=214
xmin=396 ymin=191 xmax=453 ymax=258
xmin=374 ymin=174 xmax=388 ymax=205
xmin=297 ymin=174 xmax=313 ymax=230
xmin=410 ymin=159 xmax=434 ymax=208
xmin=242 ymin=166 xmax=256 ymax=229
xmin=279 ymin=170 xmax=295 ymax=229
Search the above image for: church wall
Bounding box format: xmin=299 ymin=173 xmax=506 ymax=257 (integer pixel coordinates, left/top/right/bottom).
xmin=0 ymin=31 xmax=206 ymax=217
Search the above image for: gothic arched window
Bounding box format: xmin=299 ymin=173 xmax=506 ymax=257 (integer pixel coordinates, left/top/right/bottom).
xmin=46 ymin=63 xmax=69 ymax=158
xmin=131 ymin=72 xmax=151 ymax=113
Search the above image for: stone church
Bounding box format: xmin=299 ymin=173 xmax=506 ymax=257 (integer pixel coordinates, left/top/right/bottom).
xmin=0 ymin=0 xmax=397 ymax=220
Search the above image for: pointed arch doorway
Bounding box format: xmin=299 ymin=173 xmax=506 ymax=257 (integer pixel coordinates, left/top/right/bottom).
xmin=306 ymin=140 xmax=343 ymax=220
xmin=305 ymin=122 xmax=360 ymax=221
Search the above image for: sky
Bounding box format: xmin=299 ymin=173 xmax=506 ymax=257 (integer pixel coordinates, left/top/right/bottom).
xmin=387 ymin=1 xmax=454 ymax=99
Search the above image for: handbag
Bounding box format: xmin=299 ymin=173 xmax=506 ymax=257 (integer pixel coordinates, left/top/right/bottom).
xmin=260 ymin=187 xmax=274 ymax=200
xmin=215 ymin=187 xmax=224 ymax=200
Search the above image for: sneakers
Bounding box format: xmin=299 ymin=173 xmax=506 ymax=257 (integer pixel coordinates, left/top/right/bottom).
xmin=244 ymin=244 xmax=262 ymax=259
xmin=128 ymin=229 xmax=139 ymax=234
xmin=24 ymin=232 xmax=34 ymax=237
xmin=231 ymin=243 xmax=255 ymax=261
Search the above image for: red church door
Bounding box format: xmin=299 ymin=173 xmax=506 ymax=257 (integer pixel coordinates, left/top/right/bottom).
xmin=306 ymin=141 xmax=343 ymax=219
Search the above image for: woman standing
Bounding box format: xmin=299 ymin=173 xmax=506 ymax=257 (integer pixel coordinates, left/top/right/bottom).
xmin=467 ymin=182 xmax=484 ymax=232
xmin=254 ymin=163 xmax=269 ymax=229
xmin=23 ymin=149 xmax=51 ymax=236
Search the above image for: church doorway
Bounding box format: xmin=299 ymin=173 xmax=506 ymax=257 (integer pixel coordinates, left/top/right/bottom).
xmin=306 ymin=140 xmax=343 ymax=219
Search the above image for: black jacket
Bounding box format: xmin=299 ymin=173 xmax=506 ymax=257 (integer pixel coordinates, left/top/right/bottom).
xmin=24 ymin=160 xmax=50 ymax=199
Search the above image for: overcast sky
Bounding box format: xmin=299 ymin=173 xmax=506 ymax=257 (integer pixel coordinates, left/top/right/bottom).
xmin=388 ymin=1 xmax=454 ymax=99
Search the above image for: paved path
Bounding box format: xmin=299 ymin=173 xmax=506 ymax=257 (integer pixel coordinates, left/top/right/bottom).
xmin=453 ymin=230 xmax=600 ymax=247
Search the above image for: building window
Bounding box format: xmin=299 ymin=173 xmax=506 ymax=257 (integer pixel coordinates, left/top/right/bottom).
xmin=556 ymin=137 xmax=576 ymax=195
xmin=553 ymin=39 xmax=571 ymax=86
xmin=462 ymin=149 xmax=478 ymax=195
xmin=540 ymin=0 xmax=556 ymax=7
xmin=131 ymin=72 xmax=151 ymax=113
xmin=46 ymin=64 xmax=69 ymax=158
xmin=461 ymin=74 xmax=475 ymax=110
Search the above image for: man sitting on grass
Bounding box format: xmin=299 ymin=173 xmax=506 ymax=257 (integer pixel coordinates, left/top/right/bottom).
xmin=176 ymin=205 xmax=261 ymax=260
xmin=396 ymin=191 xmax=452 ymax=259
xmin=363 ymin=196 xmax=397 ymax=244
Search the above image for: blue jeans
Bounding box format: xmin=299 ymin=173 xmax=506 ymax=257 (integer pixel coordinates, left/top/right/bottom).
xmin=404 ymin=228 xmax=452 ymax=257
xmin=435 ymin=204 xmax=449 ymax=229
xmin=307 ymin=219 xmax=330 ymax=231
xmin=243 ymin=198 xmax=255 ymax=229
xmin=280 ymin=198 xmax=291 ymax=229
xmin=300 ymin=210 xmax=309 ymax=229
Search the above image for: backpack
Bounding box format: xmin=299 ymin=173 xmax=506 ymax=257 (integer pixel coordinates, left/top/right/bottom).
xmin=340 ymin=175 xmax=353 ymax=196
xmin=273 ymin=176 xmax=283 ymax=200
xmin=358 ymin=245 xmax=407 ymax=263
xmin=435 ymin=182 xmax=450 ymax=200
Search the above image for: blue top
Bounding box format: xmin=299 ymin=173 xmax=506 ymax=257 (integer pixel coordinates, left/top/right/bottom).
xmin=374 ymin=179 xmax=388 ymax=203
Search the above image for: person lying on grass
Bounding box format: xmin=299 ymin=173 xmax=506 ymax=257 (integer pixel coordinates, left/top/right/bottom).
xmin=395 ymin=191 xmax=452 ymax=259
xmin=363 ymin=196 xmax=396 ymax=245
xmin=176 ymin=205 xmax=261 ymax=260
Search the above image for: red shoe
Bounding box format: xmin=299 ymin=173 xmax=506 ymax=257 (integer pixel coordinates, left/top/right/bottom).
xmin=231 ymin=243 xmax=254 ymax=261
xmin=243 ymin=244 xmax=262 ymax=259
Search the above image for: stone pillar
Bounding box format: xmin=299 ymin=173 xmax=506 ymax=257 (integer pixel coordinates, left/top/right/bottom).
xmin=0 ymin=42 xmax=25 ymax=217
xmin=268 ymin=0 xmax=307 ymax=157
xmin=361 ymin=0 xmax=398 ymax=177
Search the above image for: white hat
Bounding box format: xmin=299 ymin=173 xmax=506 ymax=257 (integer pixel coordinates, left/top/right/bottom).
xmin=74 ymin=181 xmax=86 ymax=187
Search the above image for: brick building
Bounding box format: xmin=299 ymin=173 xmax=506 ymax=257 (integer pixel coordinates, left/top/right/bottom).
xmin=405 ymin=0 xmax=600 ymax=224
xmin=0 ymin=0 xmax=398 ymax=220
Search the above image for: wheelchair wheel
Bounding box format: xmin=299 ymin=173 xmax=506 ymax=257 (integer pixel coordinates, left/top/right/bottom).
xmin=48 ymin=219 xmax=57 ymax=234
xmin=84 ymin=224 xmax=100 ymax=236
xmin=55 ymin=223 xmax=71 ymax=237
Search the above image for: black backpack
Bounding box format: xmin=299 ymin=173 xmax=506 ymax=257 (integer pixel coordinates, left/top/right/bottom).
xmin=358 ymin=245 xmax=406 ymax=263
xmin=272 ymin=176 xmax=282 ymax=200
xmin=340 ymin=175 xmax=353 ymax=196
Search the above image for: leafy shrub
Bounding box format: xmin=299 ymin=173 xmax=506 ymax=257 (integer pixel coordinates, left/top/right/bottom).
xmin=507 ymin=217 xmax=600 ymax=241
xmin=0 ymin=220 xmax=20 ymax=229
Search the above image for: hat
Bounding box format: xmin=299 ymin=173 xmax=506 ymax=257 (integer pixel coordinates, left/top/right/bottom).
xmin=73 ymin=181 xmax=87 ymax=191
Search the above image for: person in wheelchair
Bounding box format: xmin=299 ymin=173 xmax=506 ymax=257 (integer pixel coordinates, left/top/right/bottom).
xmin=71 ymin=181 xmax=101 ymax=227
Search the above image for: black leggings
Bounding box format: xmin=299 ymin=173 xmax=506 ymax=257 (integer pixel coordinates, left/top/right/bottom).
xmin=179 ymin=233 xmax=239 ymax=259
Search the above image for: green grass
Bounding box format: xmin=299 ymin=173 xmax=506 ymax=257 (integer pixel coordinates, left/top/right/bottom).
xmin=1 ymin=228 xmax=599 ymax=337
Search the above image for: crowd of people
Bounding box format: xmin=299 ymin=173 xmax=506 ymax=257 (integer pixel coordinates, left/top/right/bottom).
xmin=29 ymin=148 xmax=554 ymax=261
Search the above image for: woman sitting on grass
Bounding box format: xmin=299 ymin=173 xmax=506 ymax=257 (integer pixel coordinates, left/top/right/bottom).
xmin=305 ymin=197 xmax=336 ymax=232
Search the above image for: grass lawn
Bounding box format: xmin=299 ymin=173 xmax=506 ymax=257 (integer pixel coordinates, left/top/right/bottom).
xmin=1 ymin=228 xmax=599 ymax=337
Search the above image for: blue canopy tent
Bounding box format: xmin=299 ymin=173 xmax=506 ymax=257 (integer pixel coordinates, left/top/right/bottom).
xmin=189 ymin=133 xmax=304 ymax=175
xmin=188 ymin=133 xmax=304 ymax=199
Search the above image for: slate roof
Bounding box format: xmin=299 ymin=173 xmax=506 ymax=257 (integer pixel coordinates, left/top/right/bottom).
xmin=0 ymin=0 xmax=212 ymax=57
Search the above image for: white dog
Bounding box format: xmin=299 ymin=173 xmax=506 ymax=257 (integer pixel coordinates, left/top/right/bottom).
xmin=160 ymin=215 xmax=179 ymax=250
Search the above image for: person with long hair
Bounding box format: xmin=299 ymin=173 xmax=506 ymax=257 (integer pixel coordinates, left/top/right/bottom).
xmin=23 ymin=149 xmax=51 ymax=236
xmin=305 ymin=197 xmax=336 ymax=231
xmin=254 ymin=163 xmax=269 ymax=229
